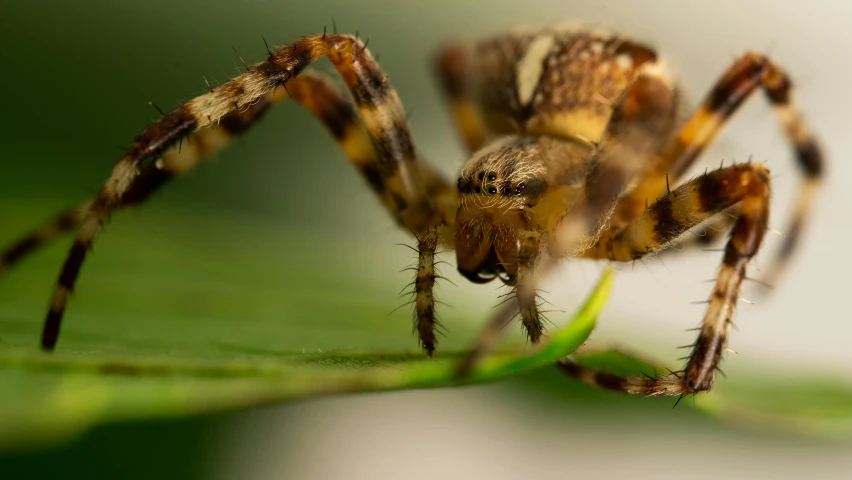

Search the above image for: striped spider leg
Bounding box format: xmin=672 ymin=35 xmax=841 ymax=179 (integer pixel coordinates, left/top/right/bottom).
xmin=0 ymin=89 xmax=290 ymax=275
xmin=606 ymin=53 xmax=823 ymax=284
xmin=19 ymin=33 xmax=457 ymax=351
xmin=569 ymin=162 xmax=772 ymax=395
xmin=563 ymin=53 xmax=823 ymax=396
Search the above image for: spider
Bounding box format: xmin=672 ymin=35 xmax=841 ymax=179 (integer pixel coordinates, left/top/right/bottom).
xmin=0 ymin=23 xmax=822 ymax=396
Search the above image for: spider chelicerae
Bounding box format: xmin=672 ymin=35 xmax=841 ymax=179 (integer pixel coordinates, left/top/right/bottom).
xmin=0 ymin=23 xmax=823 ymax=396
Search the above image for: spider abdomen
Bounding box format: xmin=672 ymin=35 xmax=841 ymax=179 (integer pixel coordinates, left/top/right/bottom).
xmin=437 ymin=26 xmax=672 ymax=145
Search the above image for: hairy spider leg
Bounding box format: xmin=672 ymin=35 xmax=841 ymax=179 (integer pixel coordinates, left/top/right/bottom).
xmin=280 ymin=73 xmax=455 ymax=354
xmin=0 ymin=70 xmax=456 ymax=277
xmin=0 ymin=200 xmax=92 ymax=278
xmin=5 ymin=69 xmax=453 ymax=354
xmin=39 ymin=34 xmax=452 ymax=350
xmin=570 ymin=162 xmax=771 ymax=395
xmin=515 ymin=231 xmax=544 ymax=341
xmin=610 ymin=53 xmax=823 ymax=285
xmin=0 ymin=91 xmax=286 ymax=277
xmin=412 ymin=227 xmax=441 ymax=355
xmin=654 ymin=213 xmax=738 ymax=255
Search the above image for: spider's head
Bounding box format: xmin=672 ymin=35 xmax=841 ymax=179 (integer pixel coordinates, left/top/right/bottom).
xmin=454 ymin=137 xmax=550 ymax=284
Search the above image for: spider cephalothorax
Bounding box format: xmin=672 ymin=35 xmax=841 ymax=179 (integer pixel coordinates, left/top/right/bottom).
xmin=0 ymin=23 xmax=822 ymax=397
xmin=455 ymin=137 xmax=579 ymax=281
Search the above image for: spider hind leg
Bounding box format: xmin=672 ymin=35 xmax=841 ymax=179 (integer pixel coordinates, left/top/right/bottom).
xmin=612 ymin=52 xmax=822 ymax=286
xmin=36 ymin=34 xmax=457 ymax=350
xmin=579 ymin=162 xmax=771 ymax=395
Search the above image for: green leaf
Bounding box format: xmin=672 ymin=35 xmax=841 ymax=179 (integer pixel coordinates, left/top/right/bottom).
xmin=693 ymin=375 xmax=852 ymax=439
xmin=0 ymin=274 xmax=610 ymax=450
xmin=0 ymin=203 xmax=614 ymax=450
xmin=568 ymin=349 xmax=852 ymax=439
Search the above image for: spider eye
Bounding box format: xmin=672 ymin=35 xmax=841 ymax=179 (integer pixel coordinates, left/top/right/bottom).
xmin=477 ymin=172 xmax=485 ymax=180
xmin=488 ymin=187 xmax=497 ymax=195
xmin=487 ymin=172 xmax=497 ymax=181
xmin=516 ymin=183 xmax=526 ymax=195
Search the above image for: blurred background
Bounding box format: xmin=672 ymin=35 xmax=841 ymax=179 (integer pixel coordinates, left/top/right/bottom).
xmin=2 ymin=0 xmax=851 ymax=478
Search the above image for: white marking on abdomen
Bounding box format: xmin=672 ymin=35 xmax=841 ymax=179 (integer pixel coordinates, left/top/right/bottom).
xmin=516 ymin=33 xmax=557 ymax=106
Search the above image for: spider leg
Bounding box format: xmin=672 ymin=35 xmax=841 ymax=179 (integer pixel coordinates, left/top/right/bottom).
xmin=0 ymin=90 xmax=284 ymax=277
xmin=0 ymin=200 xmax=91 ymax=278
xmin=588 ymin=208 xmax=740 ymax=262
xmin=674 ymin=213 xmax=736 ymax=249
xmin=457 ymin=229 xmax=543 ymax=372
xmin=434 ymin=43 xmax=490 ymax=153
xmin=610 ymin=53 xmax=822 ymax=285
xmin=39 ymin=34 xmax=453 ymax=350
xmin=655 ymin=210 xmax=740 ymax=258
xmin=516 ymin=231 xmax=544 ymax=342
xmin=1 ymin=71 xmax=456 ymax=280
xmin=413 ymin=227 xmax=440 ymax=355
xmin=285 ymin=73 xmax=456 ymax=230
xmin=576 ymin=162 xmax=771 ymax=395
xmin=287 ymin=73 xmax=453 ymax=354
xmin=556 ymin=356 xmax=682 ymax=396
xmin=458 ymin=64 xmax=678 ymax=376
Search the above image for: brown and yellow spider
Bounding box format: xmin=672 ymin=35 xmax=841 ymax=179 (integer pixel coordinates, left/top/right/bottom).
xmin=0 ymin=23 xmax=822 ymax=396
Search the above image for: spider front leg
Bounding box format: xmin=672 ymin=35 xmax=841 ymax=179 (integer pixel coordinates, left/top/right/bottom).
xmin=516 ymin=231 xmax=544 ymax=342
xmin=413 ymin=227 xmax=440 ymax=355
xmin=1 ymin=71 xmax=454 ymax=279
xmin=574 ymin=162 xmax=771 ymax=395
xmin=456 ymin=227 xmax=545 ymax=373
xmin=38 ymin=33 xmax=454 ymax=350
xmin=611 ymin=53 xmax=823 ymax=285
